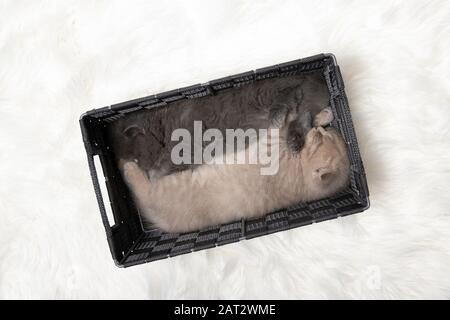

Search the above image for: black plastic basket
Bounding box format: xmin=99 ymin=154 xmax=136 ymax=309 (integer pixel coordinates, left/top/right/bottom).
xmin=80 ymin=53 xmax=370 ymax=267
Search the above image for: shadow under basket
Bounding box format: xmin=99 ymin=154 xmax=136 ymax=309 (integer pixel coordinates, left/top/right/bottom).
xmin=80 ymin=53 xmax=370 ymax=267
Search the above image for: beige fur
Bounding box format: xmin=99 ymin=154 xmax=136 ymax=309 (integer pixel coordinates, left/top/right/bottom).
xmin=121 ymin=109 xmax=350 ymax=233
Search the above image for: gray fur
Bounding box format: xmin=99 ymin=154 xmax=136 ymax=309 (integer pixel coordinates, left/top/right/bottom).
xmin=106 ymin=71 xmax=330 ymax=176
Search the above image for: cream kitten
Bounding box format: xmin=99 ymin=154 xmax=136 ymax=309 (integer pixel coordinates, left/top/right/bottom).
xmin=120 ymin=109 xmax=350 ymax=233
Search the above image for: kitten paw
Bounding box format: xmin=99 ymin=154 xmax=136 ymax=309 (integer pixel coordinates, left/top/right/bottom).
xmin=314 ymin=107 xmax=334 ymax=127
xmin=123 ymin=161 xmax=139 ymax=172
xmin=118 ymin=158 xmax=138 ymax=170
xmin=121 ymin=160 xmax=144 ymax=184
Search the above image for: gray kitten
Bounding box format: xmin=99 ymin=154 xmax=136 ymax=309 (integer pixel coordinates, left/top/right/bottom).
xmin=120 ymin=109 xmax=350 ymax=233
xmin=106 ymin=71 xmax=330 ymax=177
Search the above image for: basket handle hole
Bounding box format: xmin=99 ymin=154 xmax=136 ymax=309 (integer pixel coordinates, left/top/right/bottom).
xmin=93 ymin=155 xmax=115 ymax=228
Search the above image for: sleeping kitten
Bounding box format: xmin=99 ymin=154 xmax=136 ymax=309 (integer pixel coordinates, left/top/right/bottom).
xmin=120 ymin=109 xmax=350 ymax=233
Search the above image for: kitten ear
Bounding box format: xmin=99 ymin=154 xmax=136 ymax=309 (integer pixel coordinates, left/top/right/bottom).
xmin=123 ymin=125 xmax=145 ymax=138
xmin=313 ymin=107 xmax=334 ymax=127
xmin=313 ymin=166 xmax=336 ymax=184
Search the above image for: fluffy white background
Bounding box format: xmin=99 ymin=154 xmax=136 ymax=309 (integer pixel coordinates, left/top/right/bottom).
xmin=1 ymin=0 xmax=449 ymax=299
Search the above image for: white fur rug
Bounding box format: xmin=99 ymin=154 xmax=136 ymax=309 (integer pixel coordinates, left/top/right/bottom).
xmin=1 ymin=0 xmax=449 ymax=299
